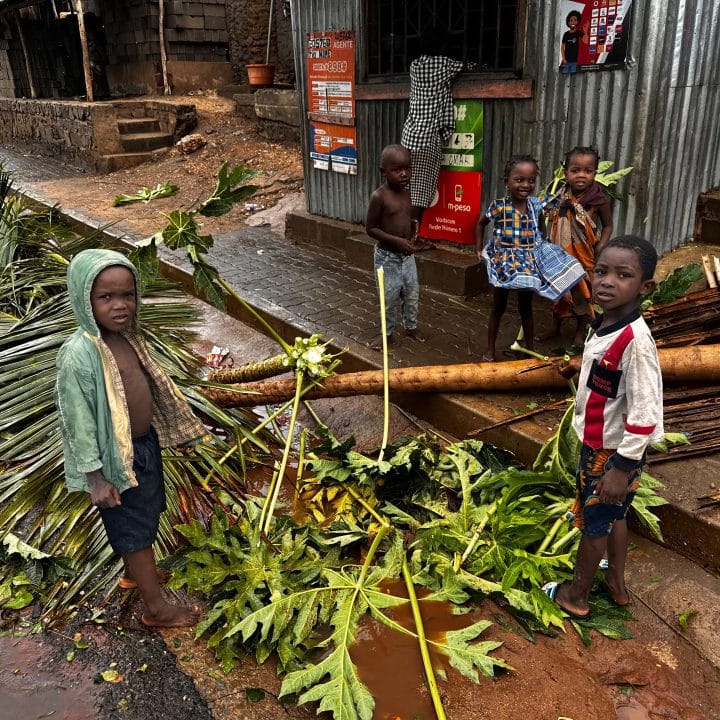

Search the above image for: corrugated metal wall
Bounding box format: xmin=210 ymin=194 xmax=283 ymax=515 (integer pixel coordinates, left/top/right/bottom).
xmin=292 ymin=0 xmax=720 ymax=253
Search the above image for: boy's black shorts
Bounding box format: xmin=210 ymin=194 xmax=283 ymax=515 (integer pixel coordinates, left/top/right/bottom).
xmin=99 ymin=427 xmax=166 ymax=555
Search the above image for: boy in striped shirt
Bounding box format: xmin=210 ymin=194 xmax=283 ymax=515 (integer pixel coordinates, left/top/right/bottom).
xmin=545 ymin=235 xmax=664 ymax=619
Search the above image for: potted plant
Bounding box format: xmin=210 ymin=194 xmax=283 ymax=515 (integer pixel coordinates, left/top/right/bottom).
xmin=246 ymin=0 xmax=276 ymax=86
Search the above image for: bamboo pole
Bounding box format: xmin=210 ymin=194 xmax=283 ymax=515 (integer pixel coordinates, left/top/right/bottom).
xmin=200 ymin=345 xmax=720 ymax=408
xmin=74 ymin=0 xmax=93 ymax=102
xmin=15 ymin=15 xmax=36 ymax=99
xmin=159 ymin=0 xmax=171 ymax=95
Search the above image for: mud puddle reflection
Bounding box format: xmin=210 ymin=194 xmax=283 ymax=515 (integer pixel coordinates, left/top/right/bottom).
xmin=0 ymin=635 xmax=100 ymax=720
xmin=350 ymin=580 xmax=477 ymax=720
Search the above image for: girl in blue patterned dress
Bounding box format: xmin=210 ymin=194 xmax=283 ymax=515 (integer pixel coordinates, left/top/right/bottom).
xmin=475 ymin=155 xmax=585 ymax=361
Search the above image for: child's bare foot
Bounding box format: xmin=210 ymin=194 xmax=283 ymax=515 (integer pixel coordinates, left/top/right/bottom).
xmin=369 ymin=334 xmax=395 ymax=351
xmin=119 ymin=567 xmax=172 ymax=590
xmin=404 ymin=328 xmax=426 ymax=342
xmin=141 ymin=603 xmax=200 ymax=628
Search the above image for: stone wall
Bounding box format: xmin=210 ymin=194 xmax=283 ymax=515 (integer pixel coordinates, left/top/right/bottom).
xmin=226 ymin=0 xmax=295 ymax=85
xmin=0 ymin=98 xmax=97 ymax=169
xmin=0 ymin=98 xmax=196 ymax=171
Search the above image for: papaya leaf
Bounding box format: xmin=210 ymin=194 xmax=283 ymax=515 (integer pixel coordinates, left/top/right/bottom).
xmin=113 ymin=181 xmax=178 ymax=207
xmin=161 ymin=210 xmax=201 ymax=249
xmin=197 ymin=162 xmax=259 ymax=217
xmin=428 ymin=619 xmax=512 ymax=681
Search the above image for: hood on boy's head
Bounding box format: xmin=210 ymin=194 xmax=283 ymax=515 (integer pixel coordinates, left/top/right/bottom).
xmin=66 ymin=248 xmax=140 ymax=336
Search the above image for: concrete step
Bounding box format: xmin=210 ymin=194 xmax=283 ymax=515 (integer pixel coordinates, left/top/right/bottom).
xmin=97 ymin=152 xmax=153 ymax=172
xmin=346 ymin=232 xmax=487 ymax=297
xmin=117 ymin=117 xmax=161 ymax=135
xmin=119 ymin=132 xmax=174 ymax=153
xmin=286 ymin=209 xmax=486 ymax=297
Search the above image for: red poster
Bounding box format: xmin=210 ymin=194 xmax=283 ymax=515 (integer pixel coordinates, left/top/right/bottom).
xmin=421 ymin=170 xmax=482 ymax=245
xmin=307 ymin=31 xmax=355 ymax=117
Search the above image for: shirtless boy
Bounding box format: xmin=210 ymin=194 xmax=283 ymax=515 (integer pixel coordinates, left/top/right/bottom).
xmin=56 ymin=249 xmax=205 ymax=628
xmin=366 ymin=144 xmax=425 ymax=348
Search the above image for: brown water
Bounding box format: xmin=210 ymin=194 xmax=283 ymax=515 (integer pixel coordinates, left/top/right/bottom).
xmin=0 ymin=635 xmax=99 ymax=720
xmin=350 ymin=580 xmax=477 ymax=720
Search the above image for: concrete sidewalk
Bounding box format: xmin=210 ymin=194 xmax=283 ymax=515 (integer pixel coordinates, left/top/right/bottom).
xmin=2 ymin=145 xmax=720 ymax=575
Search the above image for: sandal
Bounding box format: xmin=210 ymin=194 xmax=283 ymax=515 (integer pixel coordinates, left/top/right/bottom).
xmin=542 ymin=581 xmax=591 ymax=620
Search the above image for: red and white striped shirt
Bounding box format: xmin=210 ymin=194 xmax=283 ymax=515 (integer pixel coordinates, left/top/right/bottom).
xmin=573 ymin=310 xmax=664 ymax=467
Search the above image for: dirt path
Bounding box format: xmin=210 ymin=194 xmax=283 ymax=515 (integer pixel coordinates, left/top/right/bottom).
xmin=35 ymin=93 xmax=304 ymax=239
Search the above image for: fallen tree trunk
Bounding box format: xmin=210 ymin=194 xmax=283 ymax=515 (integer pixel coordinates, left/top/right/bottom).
xmin=200 ymin=344 xmax=720 ymax=408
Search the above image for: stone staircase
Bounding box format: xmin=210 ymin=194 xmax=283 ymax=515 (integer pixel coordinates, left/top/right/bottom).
xmin=97 ymin=106 xmax=176 ymax=172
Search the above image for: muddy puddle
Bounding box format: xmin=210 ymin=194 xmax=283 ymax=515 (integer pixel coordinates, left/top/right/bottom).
xmin=0 ymin=635 xmax=99 ymax=720
xmin=350 ymin=580 xmax=478 ymax=720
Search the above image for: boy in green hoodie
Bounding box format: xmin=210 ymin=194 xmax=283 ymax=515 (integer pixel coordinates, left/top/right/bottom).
xmin=55 ymin=249 xmax=204 ymax=628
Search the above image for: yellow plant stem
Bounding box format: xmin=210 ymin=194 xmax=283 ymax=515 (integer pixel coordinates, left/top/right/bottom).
xmin=260 ymin=370 xmax=304 ymax=536
xmin=455 ymin=503 xmax=496 ymax=571
xmin=346 ymin=485 xmax=384 ymax=526
xmin=401 ymin=557 xmax=447 ymax=720
xmin=294 ymin=429 xmax=308 ymax=504
xmin=377 ymin=266 xmax=390 ymax=463
xmin=356 ymin=519 xmax=390 ymax=588
xmin=200 ymin=378 xmax=327 ymax=487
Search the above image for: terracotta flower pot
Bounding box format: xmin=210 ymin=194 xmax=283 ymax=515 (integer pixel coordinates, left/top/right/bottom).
xmin=246 ymin=63 xmax=275 ymax=87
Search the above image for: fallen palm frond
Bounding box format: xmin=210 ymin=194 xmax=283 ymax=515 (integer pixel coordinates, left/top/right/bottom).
xmin=112 ymin=181 xmax=178 ymax=206
xmin=0 ymin=166 xmax=278 ymax=620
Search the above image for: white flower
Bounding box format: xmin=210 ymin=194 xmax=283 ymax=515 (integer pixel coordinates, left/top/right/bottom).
xmin=303 ymin=346 xmax=325 ymax=366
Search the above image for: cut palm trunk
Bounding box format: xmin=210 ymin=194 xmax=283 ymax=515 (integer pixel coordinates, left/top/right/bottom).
xmin=200 ymin=344 xmax=720 ymax=408
xmin=208 ymin=354 xmax=287 ymax=383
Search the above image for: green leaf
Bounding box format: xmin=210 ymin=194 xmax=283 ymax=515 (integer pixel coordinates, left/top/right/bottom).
xmin=3 ymin=587 xmax=34 ymax=609
xmin=192 ymin=262 xmax=226 ymax=310
xmin=113 ymin=181 xmax=178 ymax=207
xmin=197 ymin=162 xmax=259 ymax=217
xmin=161 ymin=210 xmax=201 ymax=249
xmin=678 ymin=608 xmax=698 ymax=630
xmin=429 ymin=619 xmax=512 ymax=681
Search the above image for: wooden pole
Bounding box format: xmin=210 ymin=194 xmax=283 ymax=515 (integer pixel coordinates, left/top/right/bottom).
xmin=265 ymin=0 xmax=275 ymax=64
xmin=74 ymin=0 xmax=93 ymax=102
xmin=15 ymin=15 xmax=37 ymax=99
xmin=159 ymin=0 xmax=171 ymax=95
xmin=200 ymin=344 xmax=720 ymax=408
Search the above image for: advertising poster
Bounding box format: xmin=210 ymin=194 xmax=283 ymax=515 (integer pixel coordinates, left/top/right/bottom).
xmin=419 ymin=100 xmax=483 ymax=246
xmin=309 ymin=121 xmax=358 ymax=174
xmin=306 ymin=30 xmax=357 ymax=173
xmin=307 ymin=30 xmax=355 ymax=117
xmin=558 ymin=0 xmax=634 ymax=73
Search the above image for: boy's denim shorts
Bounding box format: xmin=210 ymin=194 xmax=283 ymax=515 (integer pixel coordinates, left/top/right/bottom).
xmin=99 ymin=426 xmax=166 ymax=555
xmin=571 ymin=445 xmax=643 ymax=538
